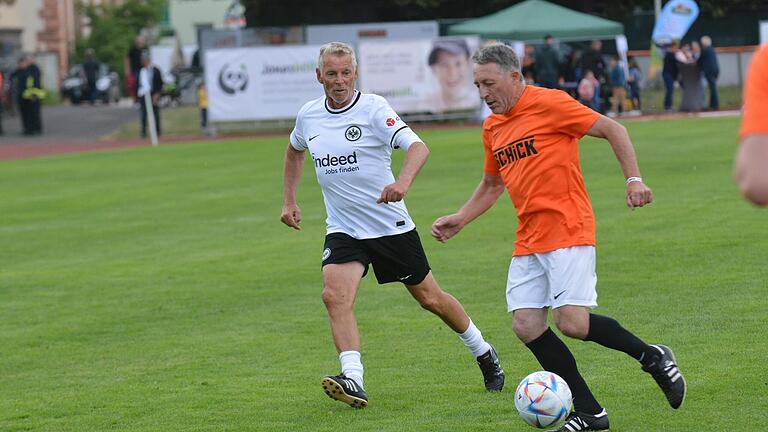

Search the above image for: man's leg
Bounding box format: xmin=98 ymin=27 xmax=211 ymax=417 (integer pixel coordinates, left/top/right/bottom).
xmin=663 ymin=74 xmax=674 ymax=109
xmin=140 ymin=101 xmax=147 ymax=138
xmin=553 ymin=305 xmax=686 ymax=409
xmin=405 ymin=272 xmax=504 ymax=391
xmin=153 ymin=105 xmax=161 ymax=136
xmin=320 ymin=262 xmax=369 ymax=408
xmin=706 ymin=74 xmax=719 ymax=110
xmin=514 ymin=308 xmax=604 ymax=418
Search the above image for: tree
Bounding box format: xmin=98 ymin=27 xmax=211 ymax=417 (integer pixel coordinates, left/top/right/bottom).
xmin=74 ymin=0 xmax=166 ymax=90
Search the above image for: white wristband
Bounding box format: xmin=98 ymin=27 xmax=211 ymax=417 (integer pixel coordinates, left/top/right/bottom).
xmin=626 ymin=176 xmax=643 ymax=185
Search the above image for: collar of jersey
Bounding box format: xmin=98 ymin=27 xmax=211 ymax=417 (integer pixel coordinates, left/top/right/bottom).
xmin=325 ymin=90 xmax=361 ymax=115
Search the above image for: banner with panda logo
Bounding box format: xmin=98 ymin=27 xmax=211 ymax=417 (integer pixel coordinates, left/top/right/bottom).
xmin=205 ymin=45 xmax=324 ymax=121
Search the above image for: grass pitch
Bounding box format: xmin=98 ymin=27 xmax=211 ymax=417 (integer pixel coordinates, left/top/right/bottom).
xmin=1 ymin=116 xmax=765 ymax=431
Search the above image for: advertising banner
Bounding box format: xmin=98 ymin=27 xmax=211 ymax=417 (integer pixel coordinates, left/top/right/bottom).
xmin=652 ymin=0 xmax=700 ymax=45
xmin=358 ymin=36 xmax=481 ymax=114
xmin=205 ymin=45 xmax=323 ymax=121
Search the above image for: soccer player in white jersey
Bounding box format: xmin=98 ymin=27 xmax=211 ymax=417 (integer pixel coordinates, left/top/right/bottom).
xmin=281 ymin=42 xmax=504 ymax=408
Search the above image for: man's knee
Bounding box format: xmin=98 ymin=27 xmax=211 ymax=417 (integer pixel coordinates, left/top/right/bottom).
xmin=554 ymin=312 xmax=589 ymax=339
xmin=321 ymin=285 xmax=353 ymax=311
xmin=512 ymin=313 xmax=547 ymax=343
xmin=413 ymin=290 xmax=441 ymax=312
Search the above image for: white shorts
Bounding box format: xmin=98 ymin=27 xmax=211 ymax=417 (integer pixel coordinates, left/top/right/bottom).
xmin=505 ymin=245 xmax=598 ymax=312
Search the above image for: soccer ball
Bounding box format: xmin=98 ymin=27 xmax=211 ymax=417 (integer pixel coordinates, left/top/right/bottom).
xmin=514 ymin=371 xmax=573 ymax=428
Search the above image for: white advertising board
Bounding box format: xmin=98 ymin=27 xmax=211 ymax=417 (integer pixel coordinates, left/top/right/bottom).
xmin=358 ymin=36 xmax=481 ymax=114
xmin=205 ymin=45 xmax=324 ymax=121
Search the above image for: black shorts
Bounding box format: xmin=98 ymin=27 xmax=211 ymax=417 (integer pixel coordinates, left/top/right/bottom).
xmin=322 ymin=229 xmax=431 ymax=285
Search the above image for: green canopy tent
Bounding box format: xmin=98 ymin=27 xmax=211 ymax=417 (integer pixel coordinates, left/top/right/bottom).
xmin=447 ymin=0 xmax=624 ymax=42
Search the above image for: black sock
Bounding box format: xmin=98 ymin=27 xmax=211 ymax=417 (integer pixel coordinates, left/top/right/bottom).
xmin=526 ymin=328 xmax=602 ymax=415
xmin=585 ymin=314 xmax=659 ymax=366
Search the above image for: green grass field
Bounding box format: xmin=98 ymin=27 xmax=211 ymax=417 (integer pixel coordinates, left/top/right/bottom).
xmin=1 ymin=116 xmax=766 ymax=431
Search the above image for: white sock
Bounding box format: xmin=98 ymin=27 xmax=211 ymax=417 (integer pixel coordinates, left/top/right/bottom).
xmin=339 ymin=350 xmax=364 ymax=389
xmin=458 ymin=320 xmax=492 ymax=358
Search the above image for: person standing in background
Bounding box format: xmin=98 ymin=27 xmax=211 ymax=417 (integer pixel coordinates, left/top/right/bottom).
xmin=137 ymin=51 xmax=163 ymax=139
xmin=534 ymin=35 xmax=560 ymax=89
xmin=627 ymin=57 xmax=643 ymax=113
xmin=662 ymin=42 xmax=679 ymax=111
xmin=698 ymin=36 xmax=720 ymax=111
xmin=125 ymin=35 xmax=146 ymax=103
xmin=82 ymin=49 xmax=100 ymax=105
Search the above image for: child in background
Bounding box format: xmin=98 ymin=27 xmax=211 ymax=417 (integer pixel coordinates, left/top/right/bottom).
xmin=577 ymin=70 xmax=599 ymax=110
xmin=197 ymin=82 xmax=208 ymax=134
xmin=627 ymin=57 xmax=643 ymax=113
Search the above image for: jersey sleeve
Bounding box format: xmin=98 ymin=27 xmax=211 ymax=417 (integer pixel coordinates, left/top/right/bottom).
xmin=370 ymin=96 xmax=421 ymax=151
xmin=740 ymin=45 xmax=768 ymax=138
xmin=289 ymin=113 xmax=308 ymax=151
xmin=482 ymin=124 xmax=500 ymax=176
xmin=549 ymin=90 xmax=600 ymax=139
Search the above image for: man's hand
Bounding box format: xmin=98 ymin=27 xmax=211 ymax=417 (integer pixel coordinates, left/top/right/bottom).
xmin=431 ymin=214 xmax=464 ymax=243
xmin=280 ymin=203 xmax=302 ymax=230
xmin=626 ymin=181 xmax=653 ymax=209
xmin=377 ymin=181 xmax=408 ymax=204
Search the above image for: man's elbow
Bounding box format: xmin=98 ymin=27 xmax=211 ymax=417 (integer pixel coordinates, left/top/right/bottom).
xmin=738 ymin=176 xmax=768 ymax=206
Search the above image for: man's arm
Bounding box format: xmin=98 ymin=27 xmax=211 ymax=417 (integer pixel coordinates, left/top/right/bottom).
xmin=281 ymin=144 xmax=305 ymax=230
xmin=431 ymin=174 xmax=505 ymax=243
xmin=586 ymin=115 xmax=654 ymax=208
xmin=377 ymin=141 xmax=428 ymax=204
xmin=734 ymin=134 xmax=768 ymax=206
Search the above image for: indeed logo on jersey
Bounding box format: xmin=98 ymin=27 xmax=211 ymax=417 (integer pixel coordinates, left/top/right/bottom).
xmin=493 ymin=136 xmax=538 ymax=169
xmin=312 ymin=151 xmax=361 ymax=175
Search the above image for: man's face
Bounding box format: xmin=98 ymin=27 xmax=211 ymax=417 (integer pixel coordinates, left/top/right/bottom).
xmin=316 ymin=54 xmax=357 ymax=109
xmin=432 ymin=51 xmax=469 ymax=91
xmin=473 ymin=62 xmax=521 ymax=115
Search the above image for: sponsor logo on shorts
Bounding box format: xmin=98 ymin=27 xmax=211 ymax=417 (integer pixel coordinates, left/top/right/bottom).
xmin=493 ymin=136 xmax=538 ymax=169
xmin=322 ymin=248 xmax=331 ymax=261
xmin=554 ymin=290 xmax=567 ymax=300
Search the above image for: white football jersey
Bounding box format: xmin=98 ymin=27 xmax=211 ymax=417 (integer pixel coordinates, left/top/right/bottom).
xmin=291 ymin=91 xmax=422 ymax=239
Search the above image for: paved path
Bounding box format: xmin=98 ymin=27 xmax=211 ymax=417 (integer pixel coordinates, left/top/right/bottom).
xmin=1 ymin=102 xmax=137 ymax=145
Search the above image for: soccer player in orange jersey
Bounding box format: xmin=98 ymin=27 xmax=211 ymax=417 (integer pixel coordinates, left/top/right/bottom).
xmin=735 ymin=44 xmax=768 ymax=206
xmin=431 ymin=43 xmax=686 ymax=431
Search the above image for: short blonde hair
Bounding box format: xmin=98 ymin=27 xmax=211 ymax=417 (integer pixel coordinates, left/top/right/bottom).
xmin=317 ymin=42 xmax=357 ymax=72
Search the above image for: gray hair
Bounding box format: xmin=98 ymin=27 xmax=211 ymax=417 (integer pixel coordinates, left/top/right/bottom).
xmin=317 ymin=42 xmax=357 ymax=72
xmin=471 ymin=43 xmax=522 ymax=79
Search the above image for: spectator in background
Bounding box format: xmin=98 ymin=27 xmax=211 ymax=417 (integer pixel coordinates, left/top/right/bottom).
xmin=677 ymin=43 xmax=703 ymax=113
xmin=125 ymin=35 xmax=146 ymax=103
xmin=197 ymin=81 xmax=208 ymax=134
xmin=82 ymin=48 xmax=100 ymax=105
xmin=521 ymin=44 xmax=536 ymax=82
xmin=627 ymin=57 xmax=642 ymax=113
xmin=698 ymin=36 xmax=720 ymax=110
xmin=580 ymin=40 xmax=606 ymax=112
xmin=607 ymin=56 xmax=626 ymax=117
xmin=0 ymin=70 xmax=4 ymax=135
xmin=17 ymin=54 xmax=44 ymax=135
xmin=735 ymin=44 xmax=768 ymax=206
xmin=662 ymin=41 xmax=679 ymax=111
xmin=534 ymin=35 xmax=560 ymax=88
xmin=560 ymin=49 xmax=582 ymax=97
xmin=577 ymin=69 xmax=599 ymax=109
xmin=137 ymin=51 xmax=163 ymax=138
